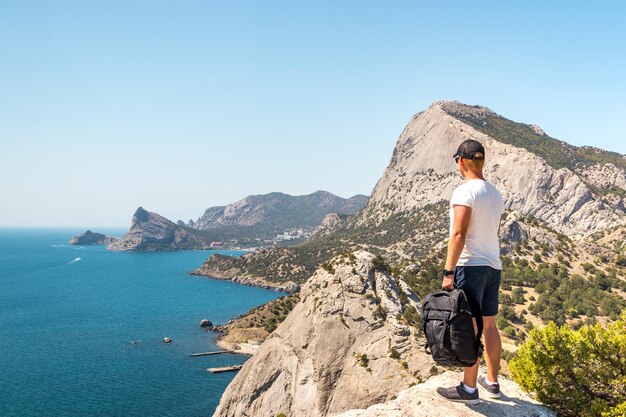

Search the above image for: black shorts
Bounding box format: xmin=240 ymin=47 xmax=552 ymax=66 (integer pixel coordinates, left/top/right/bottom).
xmin=454 ymin=266 xmax=501 ymax=317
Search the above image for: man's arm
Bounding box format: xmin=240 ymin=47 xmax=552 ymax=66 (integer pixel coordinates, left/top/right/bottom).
xmin=442 ymin=205 xmax=472 ymax=290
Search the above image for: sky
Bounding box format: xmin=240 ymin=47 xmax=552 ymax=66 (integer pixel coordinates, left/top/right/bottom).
xmin=1 ymin=1 xmax=625 ymax=227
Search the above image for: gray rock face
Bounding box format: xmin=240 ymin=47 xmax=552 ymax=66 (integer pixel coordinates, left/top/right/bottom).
xmin=362 ymin=101 xmax=625 ymax=237
xmin=107 ymin=207 xmax=214 ymax=251
xmin=69 ymin=230 xmax=119 ymax=245
xmin=212 ymin=250 xmax=432 ymax=417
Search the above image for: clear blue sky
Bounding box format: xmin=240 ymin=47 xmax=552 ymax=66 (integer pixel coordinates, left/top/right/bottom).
xmin=1 ymin=1 xmax=625 ymax=227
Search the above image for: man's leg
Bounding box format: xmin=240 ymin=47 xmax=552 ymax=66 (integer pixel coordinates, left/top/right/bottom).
xmin=482 ymin=316 xmax=501 ymax=382
xmin=463 ymin=317 xmax=480 ymax=388
xmin=463 ymin=316 xmax=501 ymax=387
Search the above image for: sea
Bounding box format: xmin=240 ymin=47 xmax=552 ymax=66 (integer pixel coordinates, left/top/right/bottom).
xmin=0 ymin=228 xmax=283 ymax=417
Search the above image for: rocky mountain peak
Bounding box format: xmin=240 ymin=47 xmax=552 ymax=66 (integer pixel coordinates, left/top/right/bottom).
xmin=362 ymin=100 xmax=625 ymax=237
xmin=132 ymin=206 xmax=152 ymax=224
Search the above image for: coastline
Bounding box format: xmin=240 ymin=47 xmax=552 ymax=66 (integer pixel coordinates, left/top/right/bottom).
xmin=208 ymin=292 xmax=300 ymax=359
xmin=189 ymin=268 xmax=300 ymax=294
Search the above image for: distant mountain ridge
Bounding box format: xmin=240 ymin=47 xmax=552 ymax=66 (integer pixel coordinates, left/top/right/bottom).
xmin=188 ymin=190 xmax=368 ymax=230
xmin=108 ymin=191 xmax=368 ymax=251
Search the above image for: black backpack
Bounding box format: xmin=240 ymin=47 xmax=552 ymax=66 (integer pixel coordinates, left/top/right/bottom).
xmin=421 ymin=289 xmax=484 ymax=367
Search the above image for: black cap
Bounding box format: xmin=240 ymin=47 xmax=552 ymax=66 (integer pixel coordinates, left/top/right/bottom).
xmin=453 ymin=139 xmax=485 ymax=160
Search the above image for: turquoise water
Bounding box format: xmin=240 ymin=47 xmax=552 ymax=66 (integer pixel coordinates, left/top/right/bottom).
xmin=0 ymin=229 xmax=283 ymax=417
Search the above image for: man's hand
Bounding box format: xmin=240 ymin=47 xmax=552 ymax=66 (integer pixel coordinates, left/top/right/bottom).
xmin=442 ymin=275 xmax=455 ymax=291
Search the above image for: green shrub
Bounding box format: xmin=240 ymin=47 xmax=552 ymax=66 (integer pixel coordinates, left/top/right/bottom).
xmin=389 ymin=347 xmax=401 ymax=359
xmin=511 ymin=287 xmax=526 ymax=304
xmin=357 ymin=353 xmax=369 ymax=368
xmin=510 ymin=314 xmax=626 ymax=417
xmin=371 ymin=255 xmax=390 ymax=272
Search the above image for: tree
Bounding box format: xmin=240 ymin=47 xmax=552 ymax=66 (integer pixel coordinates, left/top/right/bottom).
xmin=511 ymin=287 xmax=526 ymax=304
xmin=509 ymin=313 xmax=626 ymax=417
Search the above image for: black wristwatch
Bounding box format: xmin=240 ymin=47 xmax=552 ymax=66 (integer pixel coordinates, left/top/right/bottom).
xmin=441 ymin=269 xmax=455 ymax=278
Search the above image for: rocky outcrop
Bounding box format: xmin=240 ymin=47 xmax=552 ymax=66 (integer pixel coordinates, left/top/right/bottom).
xmin=330 ymin=370 xmax=555 ymax=417
xmin=69 ymin=230 xmax=119 ymax=245
xmin=199 ymin=319 xmax=213 ymax=328
xmin=530 ymin=124 xmax=546 ymax=136
xmin=361 ymin=101 xmax=625 ymax=237
xmin=212 ymin=251 xmax=432 ymax=417
xmin=313 ymin=213 xmax=350 ymax=237
xmin=107 ymin=207 xmax=215 ymax=251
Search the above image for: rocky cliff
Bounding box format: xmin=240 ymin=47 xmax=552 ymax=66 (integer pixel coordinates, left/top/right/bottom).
xmin=69 ymin=230 xmax=119 ymax=245
xmin=107 ymin=207 xmax=215 ymax=251
xmin=213 ymin=251 xmax=430 ymax=417
xmin=212 ymin=251 xmax=554 ymax=417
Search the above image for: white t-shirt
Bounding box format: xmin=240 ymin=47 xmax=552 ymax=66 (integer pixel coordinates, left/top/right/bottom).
xmin=449 ymin=179 xmax=504 ymax=270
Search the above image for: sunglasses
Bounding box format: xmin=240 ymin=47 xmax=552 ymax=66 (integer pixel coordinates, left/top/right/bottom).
xmin=453 ymin=153 xmax=484 ymax=163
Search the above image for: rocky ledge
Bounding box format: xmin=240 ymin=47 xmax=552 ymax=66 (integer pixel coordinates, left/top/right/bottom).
xmin=331 ymin=369 xmax=555 ymax=417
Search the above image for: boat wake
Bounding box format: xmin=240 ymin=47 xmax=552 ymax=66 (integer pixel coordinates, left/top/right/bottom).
xmin=68 ymin=257 xmax=82 ymax=264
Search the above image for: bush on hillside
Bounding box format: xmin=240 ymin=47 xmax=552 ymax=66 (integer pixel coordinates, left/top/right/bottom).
xmin=509 ymin=313 xmax=626 ymax=417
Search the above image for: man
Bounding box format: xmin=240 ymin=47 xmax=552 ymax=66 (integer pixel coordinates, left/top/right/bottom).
xmin=436 ymin=139 xmax=505 ymax=404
